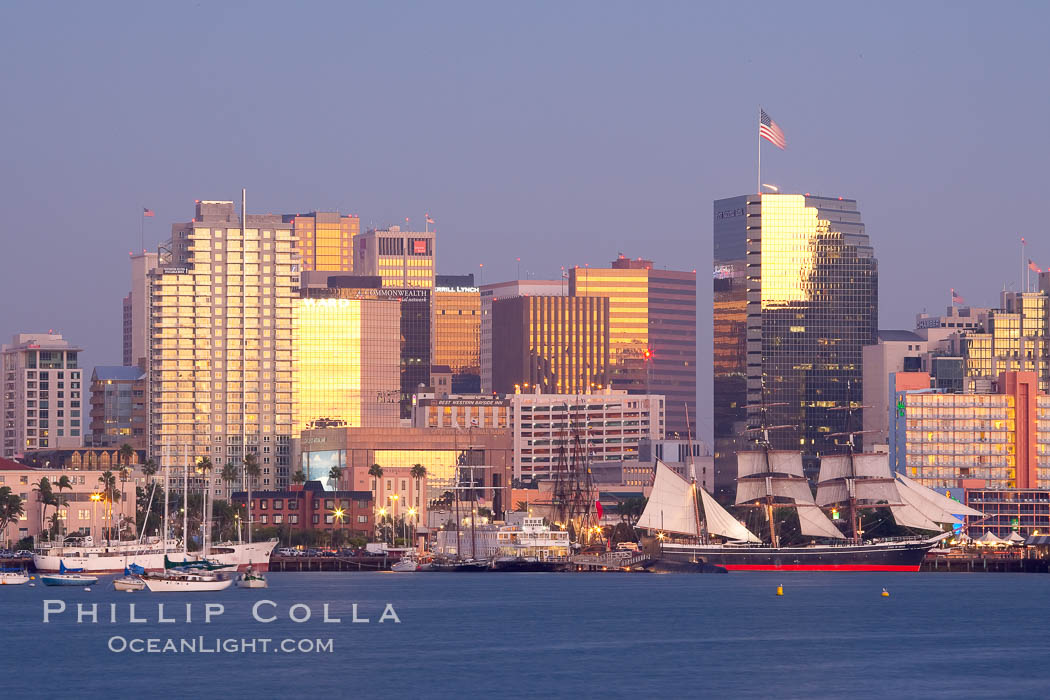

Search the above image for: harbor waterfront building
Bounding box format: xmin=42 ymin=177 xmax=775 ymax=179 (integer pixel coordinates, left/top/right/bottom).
xmin=571 ymin=256 xmax=697 ymax=439
xmin=490 ymin=295 xmax=610 ymax=396
xmin=964 ymin=487 xmax=1050 ymax=540
xmin=88 ymin=365 xmax=147 ymax=450
xmin=148 ymin=199 xmax=298 ymax=491
xmin=298 ymin=426 xmax=513 ymax=519
xmin=233 ymin=481 xmax=374 ymax=540
xmin=411 ymin=390 xmax=664 ymax=480
xmin=713 ymin=193 xmax=877 ymax=499
xmin=2 ymin=333 xmax=84 ymax=459
xmin=284 ymin=211 xmax=360 ymax=273
xmin=433 ymin=275 xmax=481 ymax=394
xmin=354 ymin=225 xmax=435 ymax=289
xmin=480 ymin=279 xmax=565 ymax=394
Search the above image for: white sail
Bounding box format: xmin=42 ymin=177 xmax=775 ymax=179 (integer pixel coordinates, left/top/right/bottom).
xmin=699 ymin=489 xmax=761 ymax=543
xmin=817 ymin=454 xmax=853 ymax=482
xmin=636 ymin=461 xmax=698 ymax=536
xmin=852 ymin=454 xmax=893 ymax=479
xmin=737 ymin=452 xmax=767 ymax=478
xmin=815 ymin=481 xmax=849 ymax=506
xmin=854 ymin=480 xmax=900 ymax=503
xmin=797 ymin=505 xmax=846 ymax=539
xmin=768 ymin=451 xmax=805 ymax=477
xmin=897 ymin=474 xmax=984 ymax=518
xmin=735 ymin=477 xmax=815 ymax=505
xmin=889 ymin=504 xmax=942 ymax=531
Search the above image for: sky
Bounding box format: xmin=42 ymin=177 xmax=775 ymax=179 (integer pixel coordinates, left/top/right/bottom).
xmin=1 ymin=1 xmax=1048 ymax=442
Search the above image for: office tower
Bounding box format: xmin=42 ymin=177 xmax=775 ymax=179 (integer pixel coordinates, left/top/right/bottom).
xmin=354 ymin=226 xmax=435 ymax=289
xmin=713 ymin=193 xmax=877 ymax=495
xmin=148 ymin=199 xmax=298 ymax=490
xmin=284 ymin=211 xmax=359 ymax=272
xmin=88 ymin=365 xmax=147 ymax=449
xmin=490 ymin=295 xmax=610 ymax=395
xmin=122 ymin=252 xmax=158 ymax=367
xmin=957 ymin=291 xmax=1049 ymax=392
xmin=571 ymin=256 xmax=697 ymax=438
xmin=295 ymin=294 xmax=401 ymax=432
xmin=480 ymin=279 xmax=566 ymax=393
xmin=1 ymin=333 xmax=84 ymax=458
xmin=434 ymin=274 xmax=481 ymax=394
xmin=323 ymin=277 xmax=431 ymax=419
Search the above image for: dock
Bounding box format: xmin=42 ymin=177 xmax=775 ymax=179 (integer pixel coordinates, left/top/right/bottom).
xmin=570 ymin=552 xmax=651 ymax=570
xmin=921 ymin=556 xmax=1050 ymax=573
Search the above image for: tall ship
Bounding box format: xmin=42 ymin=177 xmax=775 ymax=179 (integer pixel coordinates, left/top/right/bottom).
xmin=640 ymin=443 xmax=983 ymax=572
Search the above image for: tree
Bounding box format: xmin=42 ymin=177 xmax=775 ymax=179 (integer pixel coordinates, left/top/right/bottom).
xmin=243 ymin=453 xmax=261 ymax=543
xmin=53 ymin=476 xmax=72 ymax=538
xmin=98 ymin=471 xmax=117 ymax=544
xmin=0 ymin=486 xmax=25 ymax=547
xmin=515 ymin=500 xmax=531 ymax=513
xmin=141 ymin=458 xmax=158 ymax=483
xmin=328 ymin=465 xmax=344 ymax=490
xmin=118 ymin=443 xmax=136 ymax=470
xmin=32 ymin=477 xmax=55 ymax=539
xmin=197 ymin=457 xmax=214 ymax=550
xmin=291 ymin=470 xmax=307 ymax=488
xmin=368 ymin=463 xmax=383 ymax=491
xmin=617 ymin=497 xmax=648 ymax=528
xmin=220 ymin=462 xmax=239 ymax=500
xmin=410 ymin=463 xmax=427 ymax=502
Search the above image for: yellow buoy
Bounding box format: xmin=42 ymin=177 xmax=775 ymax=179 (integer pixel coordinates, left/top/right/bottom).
xmin=881 ymin=588 xmax=889 ymax=597
xmin=776 ymin=584 xmax=784 ymax=596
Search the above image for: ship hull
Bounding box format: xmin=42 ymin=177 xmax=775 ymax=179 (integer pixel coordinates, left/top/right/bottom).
xmin=33 ymin=539 xmax=277 ymax=574
xmin=657 ymin=540 xmax=934 ymax=572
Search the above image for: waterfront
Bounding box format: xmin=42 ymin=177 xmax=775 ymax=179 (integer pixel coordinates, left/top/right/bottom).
xmin=3 ymin=572 xmax=1049 ymax=698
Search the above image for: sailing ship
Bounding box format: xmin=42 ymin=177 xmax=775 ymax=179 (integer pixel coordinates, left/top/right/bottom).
xmin=640 ymin=444 xmax=982 ymax=571
xmin=429 ymin=460 xmax=492 ymax=571
xmin=491 ymin=517 xmax=571 ymax=571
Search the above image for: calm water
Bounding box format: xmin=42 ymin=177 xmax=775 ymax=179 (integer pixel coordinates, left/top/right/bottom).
xmin=2 ymin=571 xmax=1048 ymax=698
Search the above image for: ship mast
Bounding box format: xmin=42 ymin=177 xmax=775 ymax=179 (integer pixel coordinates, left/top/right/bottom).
xmin=760 ymin=429 xmax=779 ymax=549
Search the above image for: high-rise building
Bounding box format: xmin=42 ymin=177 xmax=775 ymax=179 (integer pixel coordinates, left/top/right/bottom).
xmin=295 ymin=294 xmax=401 ymax=432
xmin=571 ymin=256 xmax=697 ymax=438
xmin=713 ymin=193 xmax=877 ymax=495
xmin=122 ymin=251 xmax=158 ymax=367
xmin=354 ymin=226 xmax=435 ymax=289
xmin=490 ymin=295 xmax=610 ymax=395
xmin=88 ymin=365 xmax=147 ymax=449
xmin=434 ymin=274 xmax=481 ymax=394
xmin=148 ymin=199 xmax=298 ymax=490
xmin=2 ymin=333 xmax=84 ymax=458
xmin=480 ymin=279 xmax=566 ymax=393
xmin=321 ymin=277 xmax=431 ymax=419
xmin=284 ymin=211 xmax=359 ymax=272
xmin=957 ymin=291 xmax=1049 ymax=393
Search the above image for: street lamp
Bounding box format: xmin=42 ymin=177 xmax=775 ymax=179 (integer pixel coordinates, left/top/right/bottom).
xmin=90 ymin=492 xmax=102 ymax=542
xmin=407 ymin=507 xmax=417 ymax=549
xmin=390 ymin=494 xmax=400 ymax=545
xmin=378 ymin=507 xmax=388 ymax=546
xmin=332 ymin=507 xmax=345 ymax=549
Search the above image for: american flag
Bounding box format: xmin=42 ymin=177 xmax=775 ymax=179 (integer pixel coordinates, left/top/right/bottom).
xmin=952 ymin=288 xmax=964 ymax=304
xmin=142 ymin=208 xmax=155 ymax=217
xmin=1029 ymin=259 xmax=1041 ymax=273
xmin=759 ymin=109 xmax=786 ymax=150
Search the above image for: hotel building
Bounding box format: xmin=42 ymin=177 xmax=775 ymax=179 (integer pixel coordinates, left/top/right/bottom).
xmin=490 ymin=295 xmax=610 ymax=396
xmin=354 ymin=226 xmax=435 ymax=289
xmin=433 ymin=275 xmax=481 ymax=394
xmin=713 ymin=193 xmax=877 ymax=496
xmin=480 ymin=279 xmax=566 ymax=394
xmin=2 ymin=333 xmax=84 ymax=459
xmin=412 ymin=390 xmax=664 ymax=480
xmin=284 ymin=211 xmax=359 ymax=273
xmin=148 ymin=199 xmax=298 ymax=491
xmin=88 ymin=365 xmax=147 ymax=450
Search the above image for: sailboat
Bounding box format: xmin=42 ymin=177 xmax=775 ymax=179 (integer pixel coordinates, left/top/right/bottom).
xmin=114 ymin=563 xmax=146 ymax=591
xmin=641 ymin=443 xmax=981 ymax=571
xmin=40 ymin=561 xmax=99 ymax=586
xmin=0 ymin=566 xmax=30 ymax=585
xmin=430 ymin=462 xmax=491 ymax=571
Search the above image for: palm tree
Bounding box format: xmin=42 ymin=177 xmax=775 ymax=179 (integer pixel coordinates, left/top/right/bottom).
xmin=141 ymin=458 xmax=158 ymax=483
xmin=291 ymin=470 xmax=307 ymax=488
xmin=220 ymin=462 xmax=239 ymax=500
xmin=515 ymin=500 xmax=531 ymax=513
xmin=243 ymin=453 xmax=261 ymax=543
xmin=328 ymin=465 xmax=344 ymax=490
xmin=368 ymin=463 xmax=383 ymax=491
xmin=617 ymin=496 xmax=648 ymax=528
xmin=197 ymin=457 xmax=214 ymax=550
xmin=98 ymin=471 xmax=117 ymax=545
xmin=32 ymin=477 xmax=54 ymax=539
xmin=410 ymin=463 xmax=427 ymax=497
xmin=54 ymin=475 xmax=72 ymax=538
xmin=118 ymin=442 xmax=136 ymax=471
xmin=0 ymin=486 xmax=25 ymax=548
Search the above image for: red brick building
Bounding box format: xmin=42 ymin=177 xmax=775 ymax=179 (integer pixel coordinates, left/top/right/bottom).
xmin=233 ymin=481 xmax=374 ymax=539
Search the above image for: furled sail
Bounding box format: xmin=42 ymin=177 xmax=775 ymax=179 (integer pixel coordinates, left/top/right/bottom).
xmin=797 ymin=505 xmax=846 ymax=539
xmin=636 ymin=461 xmax=698 ymax=536
xmin=699 ymin=489 xmax=761 ymax=543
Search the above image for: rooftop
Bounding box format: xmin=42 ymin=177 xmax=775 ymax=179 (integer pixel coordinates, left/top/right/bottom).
xmin=92 ymin=366 xmax=146 ymax=382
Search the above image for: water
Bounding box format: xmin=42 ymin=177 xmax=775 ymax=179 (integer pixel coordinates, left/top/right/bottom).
xmin=3 ymin=571 xmax=1048 ymax=698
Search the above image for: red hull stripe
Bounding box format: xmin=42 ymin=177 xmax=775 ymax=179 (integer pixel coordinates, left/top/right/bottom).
xmin=722 ymin=563 xmax=919 ymax=572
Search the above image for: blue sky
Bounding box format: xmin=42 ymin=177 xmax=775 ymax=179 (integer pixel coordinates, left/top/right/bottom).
xmin=1 ymin=1 xmax=1047 ymax=440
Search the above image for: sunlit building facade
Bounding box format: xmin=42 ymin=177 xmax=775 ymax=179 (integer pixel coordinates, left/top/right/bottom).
xmin=354 ymin=226 xmax=435 ymax=289
xmin=713 ymin=193 xmax=878 ymax=496
xmin=295 ymin=296 xmax=401 ymax=433
xmin=434 ymin=275 xmax=481 ymax=394
xmin=480 ymin=279 xmax=566 ymax=393
xmin=490 ymin=295 xmax=610 ymax=396
xmin=148 ymin=200 xmax=298 ymax=490
xmin=957 ymin=291 xmax=1049 ymax=393
xmin=284 ymin=211 xmax=360 ymax=273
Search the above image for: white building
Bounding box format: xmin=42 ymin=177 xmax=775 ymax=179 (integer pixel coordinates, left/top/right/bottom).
xmin=2 ymin=333 xmax=84 ymax=458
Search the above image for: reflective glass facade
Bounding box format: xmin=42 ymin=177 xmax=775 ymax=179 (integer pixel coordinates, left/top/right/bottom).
xmin=295 ymin=297 xmax=401 ymax=432
xmin=959 ymin=291 xmax=1049 ymax=392
xmin=433 ymin=284 xmax=481 ymax=393
xmin=571 ymin=266 xmax=648 ymax=391
xmin=285 ymin=211 xmax=359 ymax=272
xmin=713 ymin=194 xmax=877 ymax=494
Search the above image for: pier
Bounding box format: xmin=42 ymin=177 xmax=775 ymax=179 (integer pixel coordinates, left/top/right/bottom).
xmin=268 ymin=555 xmax=395 ymax=572
xmin=570 ymin=552 xmax=650 ymax=571
xmin=921 ymin=556 xmax=1050 ymax=573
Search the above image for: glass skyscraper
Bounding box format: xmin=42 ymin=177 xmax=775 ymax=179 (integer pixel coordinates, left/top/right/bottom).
xmin=713 ymin=193 xmax=877 ymax=497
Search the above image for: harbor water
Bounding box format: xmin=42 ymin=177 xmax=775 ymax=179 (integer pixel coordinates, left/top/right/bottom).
xmin=2 ymin=571 xmax=1048 ymax=698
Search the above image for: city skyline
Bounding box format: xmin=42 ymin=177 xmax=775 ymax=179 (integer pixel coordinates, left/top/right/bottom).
xmin=2 ymin=2 xmax=1049 ymax=446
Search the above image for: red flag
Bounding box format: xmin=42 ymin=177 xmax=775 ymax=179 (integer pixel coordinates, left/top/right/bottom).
xmin=595 ymin=500 xmax=603 ymax=519
xmin=143 ymin=208 xmax=155 ymax=217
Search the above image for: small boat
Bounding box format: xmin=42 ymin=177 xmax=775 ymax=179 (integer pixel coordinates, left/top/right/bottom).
xmin=41 ymin=561 xmax=99 ymax=586
xmin=143 ymin=569 xmax=233 ymax=592
xmin=113 ymin=564 xmax=146 ymax=591
xmin=428 ymin=556 xmax=491 ymax=572
xmin=391 ymin=555 xmax=420 ymax=572
xmin=0 ymin=567 xmax=30 ymax=585
xmin=237 ymin=565 xmax=268 ymax=589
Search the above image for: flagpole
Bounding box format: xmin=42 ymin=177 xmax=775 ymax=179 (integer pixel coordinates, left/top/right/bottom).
xmin=757 ymin=105 xmax=761 ymax=195
xmin=140 ymin=207 xmax=144 ymax=253
xmin=1022 ymin=237 xmax=1026 ymax=293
